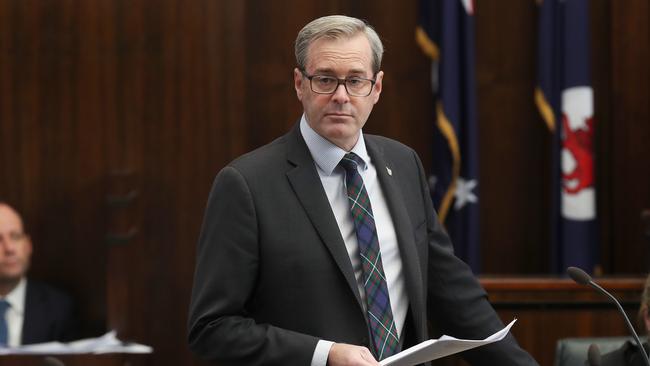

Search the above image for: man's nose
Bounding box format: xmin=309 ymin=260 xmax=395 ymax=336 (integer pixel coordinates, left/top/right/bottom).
xmin=331 ymin=83 xmax=350 ymax=103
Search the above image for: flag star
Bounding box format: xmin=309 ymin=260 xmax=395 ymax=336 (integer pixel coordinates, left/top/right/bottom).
xmin=454 ymin=177 xmax=478 ymax=210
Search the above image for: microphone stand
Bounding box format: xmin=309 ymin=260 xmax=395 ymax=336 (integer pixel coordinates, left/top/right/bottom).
xmin=567 ymin=266 xmax=650 ymax=366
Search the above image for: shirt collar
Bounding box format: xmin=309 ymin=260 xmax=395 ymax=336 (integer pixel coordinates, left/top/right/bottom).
xmin=3 ymin=277 xmax=27 ymax=315
xmin=299 ymin=114 xmax=370 ymax=175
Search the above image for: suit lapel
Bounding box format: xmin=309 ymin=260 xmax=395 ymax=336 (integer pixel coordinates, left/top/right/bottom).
xmin=365 ymin=137 xmax=427 ymax=341
xmin=285 ymin=125 xmax=364 ymax=310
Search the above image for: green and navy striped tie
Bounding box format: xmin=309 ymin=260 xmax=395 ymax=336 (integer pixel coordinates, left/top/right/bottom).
xmin=339 ymin=152 xmax=399 ymax=360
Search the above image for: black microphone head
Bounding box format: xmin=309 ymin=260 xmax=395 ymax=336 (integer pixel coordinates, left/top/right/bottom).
xmin=567 ymin=266 xmax=592 ymax=285
xmin=588 ymin=343 xmax=601 ymax=366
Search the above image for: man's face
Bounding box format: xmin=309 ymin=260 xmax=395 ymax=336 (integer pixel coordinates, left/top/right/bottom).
xmin=0 ymin=205 xmax=32 ymax=282
xmin=294 ymin=33 xmax=383 ymax=151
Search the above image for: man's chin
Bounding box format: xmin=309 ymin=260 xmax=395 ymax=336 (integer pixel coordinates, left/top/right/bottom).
xmin=0 ymin=271 xmax=24 ymax=284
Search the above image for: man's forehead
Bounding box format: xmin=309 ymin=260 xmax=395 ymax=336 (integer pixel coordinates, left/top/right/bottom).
xmin=0 ymin=205 xmax=24 ymax=232
xmin=305 ymin=34 xmax=373 ymax=71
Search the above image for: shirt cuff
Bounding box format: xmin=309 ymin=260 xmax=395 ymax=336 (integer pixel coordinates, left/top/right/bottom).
xmin=311 ymin=340 xmax=335 ymax=366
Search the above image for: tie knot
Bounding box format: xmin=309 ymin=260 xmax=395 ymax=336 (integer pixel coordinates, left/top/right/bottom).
xmin=0 ymin=300 xmax=10 ymax=315
xmin=339 ymin=153 xmax=363 ymax=174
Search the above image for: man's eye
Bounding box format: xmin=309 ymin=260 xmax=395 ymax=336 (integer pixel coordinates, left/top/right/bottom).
xmin=347 ymin=78 xmax=362 ymax=86
xmin=316 ymin=77 xmax=335 ymax=84
xmin=9 ymin=232 xmax=24 ymax=241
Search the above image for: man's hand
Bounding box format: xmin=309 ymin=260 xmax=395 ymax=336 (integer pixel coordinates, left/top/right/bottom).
xmin=327 ymin=343 xmax=381 ymax=366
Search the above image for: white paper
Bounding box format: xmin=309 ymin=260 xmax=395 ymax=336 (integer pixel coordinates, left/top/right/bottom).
xmin=0 ymin=331 xmax=153 ymax=355
xmin=380 ymin=319 xmax=517 ymax=366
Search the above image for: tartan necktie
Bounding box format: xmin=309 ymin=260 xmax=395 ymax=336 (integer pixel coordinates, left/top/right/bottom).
xmin=0 ymin=299 xmax=10 ymax=346
xmin=339 ymin=152 xmax=399 ymax=360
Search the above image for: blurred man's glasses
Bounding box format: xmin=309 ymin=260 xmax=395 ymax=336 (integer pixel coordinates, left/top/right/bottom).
xmin=301 ymin=70 xmax=376 ymax=97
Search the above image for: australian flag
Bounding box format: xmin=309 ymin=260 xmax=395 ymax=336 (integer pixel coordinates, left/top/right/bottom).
xmin=536 ymin=0 xmax=598 ymax=273
xmin=417 ymin=0 xmax=480 ymax=272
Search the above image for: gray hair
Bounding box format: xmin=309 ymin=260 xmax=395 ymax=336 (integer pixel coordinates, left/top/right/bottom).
xmin=295 ymin=15 xmax=384 ymax=74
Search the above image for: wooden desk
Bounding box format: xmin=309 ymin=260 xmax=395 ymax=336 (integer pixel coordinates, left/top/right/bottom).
xmin=0 ymin=354 xmax=149 ymax=366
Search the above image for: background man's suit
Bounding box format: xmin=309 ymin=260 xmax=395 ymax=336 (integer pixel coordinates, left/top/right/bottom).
xmin=188 ymin=123 xmax=538 ymax=365
xmin=22 ymin=280 xmax=76 ymax=344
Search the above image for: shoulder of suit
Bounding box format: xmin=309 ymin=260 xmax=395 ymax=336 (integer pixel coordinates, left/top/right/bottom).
xmin=365 ymin=133 xmax=413 ymax=150
xmin=364 ymin=133 xmax=419 ymax=160
xmin=26 ymin=279 xmax=73 ymax=305
xmin=600 ymin=340 xmax=643 ymax=365
xmin=226 ymin=134 xmax=289 ymax=172
xmin=223 ymin=131 xmax=419 ymax=177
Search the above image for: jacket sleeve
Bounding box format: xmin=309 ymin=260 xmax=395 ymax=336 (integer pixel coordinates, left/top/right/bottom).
xmin=187 ymin=166 xmax=318 ymax=365
xmin=411 ymin=150 xmax=539 ymax=366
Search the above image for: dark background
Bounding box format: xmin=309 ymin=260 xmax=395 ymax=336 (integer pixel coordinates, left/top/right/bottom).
xmin=0 ymin=0 xmax=648 ymax=365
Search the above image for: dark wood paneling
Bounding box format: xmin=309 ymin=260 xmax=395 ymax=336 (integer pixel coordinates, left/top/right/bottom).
xmin=1 ymin=1 xmax=649 ymax=365
xmin=0 ymin=0 xmax=108 ymax=336
xmin=609 ymin=0 xmax=650 ymax=273
xmin=592 ymin=0 xmax=615 ymax=276
xmin=475 ymin=0 xmax=551 ymax=274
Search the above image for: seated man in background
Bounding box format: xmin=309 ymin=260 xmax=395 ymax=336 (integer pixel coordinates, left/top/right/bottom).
xmin=601 ymin=274 xmax=650 ymax=366
xmin=0 ymin=202 xmax=77 ymax=347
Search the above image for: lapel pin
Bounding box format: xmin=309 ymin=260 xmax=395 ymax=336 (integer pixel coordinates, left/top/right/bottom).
xmin=386 ymin=167 xmax=392 ymax=176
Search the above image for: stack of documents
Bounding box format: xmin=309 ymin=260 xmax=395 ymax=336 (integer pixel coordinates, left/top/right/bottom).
xmin=0 ymin=331 xmax=153 ymax=355
xmin=380 ymin=319 xmax=517 ymax=366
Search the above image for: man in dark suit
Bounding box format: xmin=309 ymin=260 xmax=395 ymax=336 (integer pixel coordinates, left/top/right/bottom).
xmin=0 ymin=202 xmax=77 ymax=346
xmin=188 ymin=15 xmax=538 ymax=366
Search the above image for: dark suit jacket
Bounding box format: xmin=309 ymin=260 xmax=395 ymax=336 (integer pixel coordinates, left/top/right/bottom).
xmin=188 ymin=124 xmax=538 ymax=365
xmin=600 ymin=341 xmax=649 ymax=366
xmin=22 ymin=280 xmax=77 ymax=345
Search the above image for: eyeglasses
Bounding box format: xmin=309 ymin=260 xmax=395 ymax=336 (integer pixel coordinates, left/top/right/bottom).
xmin=301 ymin=70 xmax=376 ymax=97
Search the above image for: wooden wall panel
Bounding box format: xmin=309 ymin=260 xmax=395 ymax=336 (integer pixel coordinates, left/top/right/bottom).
xmin=592 ymin=0 xmax=615 ymax=276
xmin=1 ymin=1 xmax=649 ymax=365
xmin=475 ymin=0 xmax=552 ymax=274
xmin=103 ymin=1 xmax=240 ymax=364
xmin=0 ymin=0 xmax=108 ymax=336
xmin=609 ymin=0 xmax=650 ymax=273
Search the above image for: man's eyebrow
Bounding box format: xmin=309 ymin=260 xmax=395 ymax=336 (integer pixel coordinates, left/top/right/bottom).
xmin=312 ymin=67 xmax=335 ymax=74
xmin=312 ymin=68 xmax=369 ymax=76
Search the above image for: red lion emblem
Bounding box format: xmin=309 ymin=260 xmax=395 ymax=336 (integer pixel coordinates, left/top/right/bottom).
xmin=562 ymin=115 xmax=594 ymax=194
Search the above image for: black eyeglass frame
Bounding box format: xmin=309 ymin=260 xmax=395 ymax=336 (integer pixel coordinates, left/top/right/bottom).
xmin=300 ymin=70 xmax=377 ymax=97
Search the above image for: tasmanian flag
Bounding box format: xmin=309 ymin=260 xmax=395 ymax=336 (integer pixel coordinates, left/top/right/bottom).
xmin=536 ymin=0 xmax=598 ymax=273
xmin=417 ymin=0 xmax=480 ymax=272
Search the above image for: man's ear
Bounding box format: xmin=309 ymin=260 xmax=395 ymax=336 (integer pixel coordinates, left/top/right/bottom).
xmin=294 ymin=68 xmax=304 ymax=101
xmin=372 ymin=70 xmax=384 ymax=105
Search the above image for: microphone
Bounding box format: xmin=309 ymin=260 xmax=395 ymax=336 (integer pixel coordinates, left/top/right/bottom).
xmin=566 ymin=266 xmax=650 ymax=366
xmin=587 ymin=343 xmax=601 ymax=366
